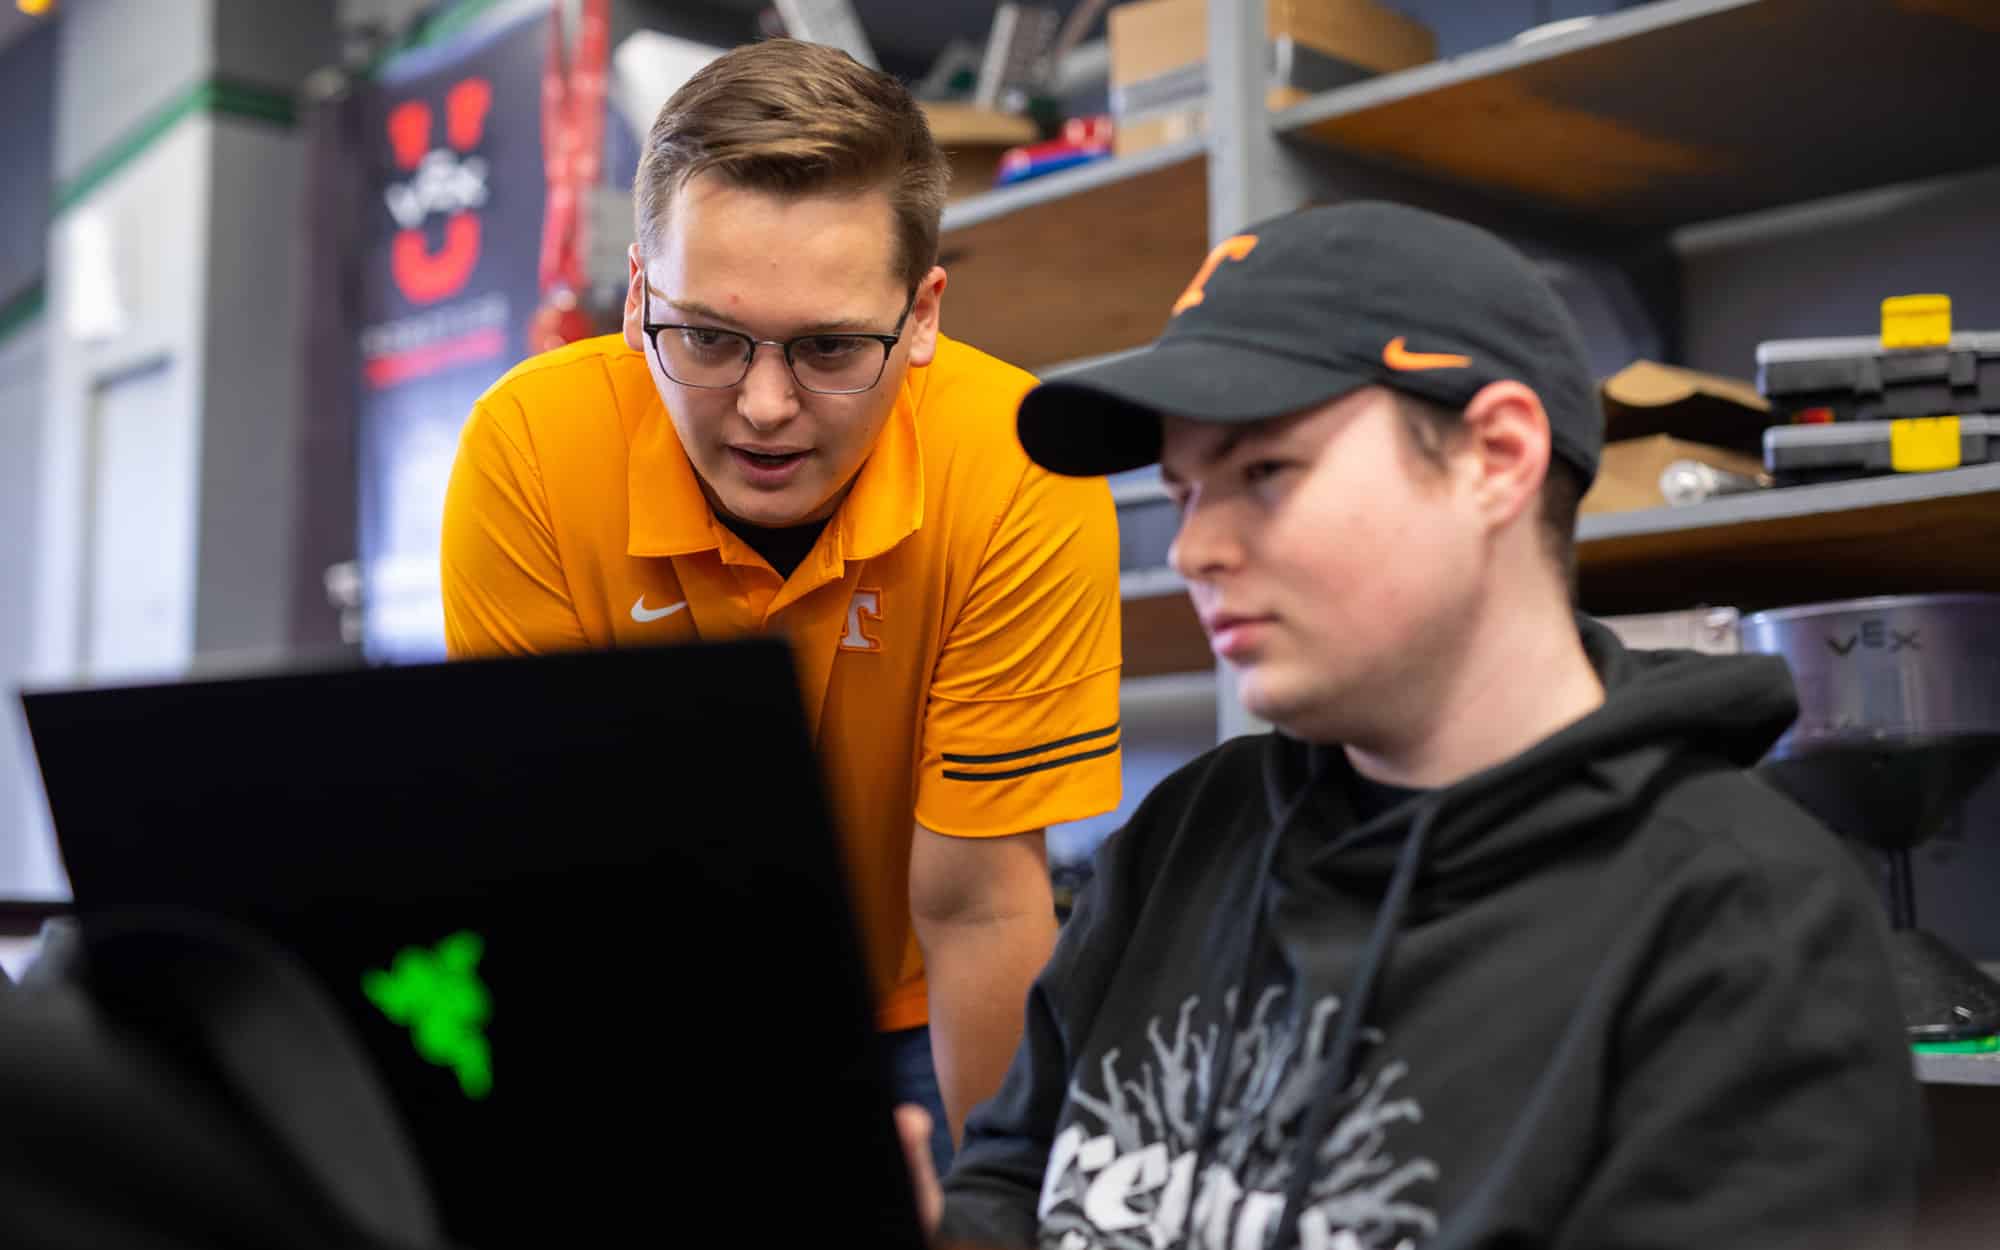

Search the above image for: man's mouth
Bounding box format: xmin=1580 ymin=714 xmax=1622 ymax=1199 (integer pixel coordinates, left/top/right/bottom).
xmin=737 ymin=448 xmax=807 ymax=467
xmin=728 ymin=445 xmax=813 ymax=487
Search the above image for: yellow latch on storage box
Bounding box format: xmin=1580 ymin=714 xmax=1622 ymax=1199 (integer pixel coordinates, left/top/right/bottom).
xmin=1881 ymin=294 xmax=1952 ymax=350
xmin=1889 ymin=416 xmax=1962 ymax=472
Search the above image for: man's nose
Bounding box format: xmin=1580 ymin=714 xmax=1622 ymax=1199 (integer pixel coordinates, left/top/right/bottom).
xmin=737 ymin=344 xmax=800 ymax=431
xmin=1168 ymin=494 xmax=1242 ymax=584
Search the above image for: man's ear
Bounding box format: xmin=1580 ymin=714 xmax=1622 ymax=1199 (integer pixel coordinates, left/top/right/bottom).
xmin=621 ymin=243 xmax=647 ymax=353
xmin=904 ymin=265 xmax=948 ymax=369
xmin=1458 ymin=379 xmax=1552 ymax=532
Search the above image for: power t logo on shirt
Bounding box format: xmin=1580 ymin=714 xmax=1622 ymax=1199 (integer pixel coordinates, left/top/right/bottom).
xmin=841 ymin=588 xmax=885 ymax=652
xmin=1037 ymin=986 xmax=1436 ymax=1250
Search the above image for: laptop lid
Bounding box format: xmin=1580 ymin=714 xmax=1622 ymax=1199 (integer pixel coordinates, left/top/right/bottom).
xmin=21 ymin=640 xmax=923 ymax=1248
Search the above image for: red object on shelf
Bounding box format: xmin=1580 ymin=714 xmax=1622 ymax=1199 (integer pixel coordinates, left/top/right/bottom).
xmin=1793 ymin=406 xmax=1837 ymax=424
xmin=996 ymin=116 xmax=1117 ymax=185
xmin=1060 ymin=114 xmax=1113 ymax=147
xmin=996 ymin=116 xmax=1114 ymax=168
xmin=999 ymin=139 xmax=1110 ymax=176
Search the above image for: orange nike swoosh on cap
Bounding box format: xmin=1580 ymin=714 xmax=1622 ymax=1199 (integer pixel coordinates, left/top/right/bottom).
xmin=1382 ymin=336 xmax=1472 ymax=371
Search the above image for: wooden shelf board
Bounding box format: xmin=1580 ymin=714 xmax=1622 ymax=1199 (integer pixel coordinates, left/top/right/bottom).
xmin=1577 ymin=465 xmax=2000 ymax=615
xmin=1276 ymin=0 xmax=2000 ymax=232
xmin=938 ymin=146 xmax=1207 ymax=371
xmin=1121 ymin=572 xmax=1209 ymax=678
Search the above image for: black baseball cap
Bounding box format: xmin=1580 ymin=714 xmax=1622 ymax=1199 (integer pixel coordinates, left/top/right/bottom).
xmin=1016 ymin=201 xmax=1602 ymax=485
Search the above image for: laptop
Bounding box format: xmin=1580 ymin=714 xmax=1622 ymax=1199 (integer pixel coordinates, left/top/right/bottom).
xmin=21 ymin=640 xmax=924 ymax=1248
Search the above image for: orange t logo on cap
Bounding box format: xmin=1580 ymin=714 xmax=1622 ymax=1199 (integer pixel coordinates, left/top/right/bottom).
xmin=1172 ymin=234 xmax=1259 ymax=316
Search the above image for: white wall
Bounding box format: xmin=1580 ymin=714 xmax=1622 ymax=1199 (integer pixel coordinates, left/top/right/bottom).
xmin=0 ymin=317 xmax=62 ymax=899
xmin=33 ymin=119 xmax=212 ymax=692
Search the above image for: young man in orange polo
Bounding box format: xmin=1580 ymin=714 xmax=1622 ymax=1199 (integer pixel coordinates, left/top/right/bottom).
xmin=438 ymin=39 xmax=1122 ymax=1173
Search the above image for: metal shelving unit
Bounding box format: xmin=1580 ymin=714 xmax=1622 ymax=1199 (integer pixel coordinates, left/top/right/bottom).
xmin=936 ymin=0 xmax=2000 ymax=726
xmin=940 ymin=0 xmax=2000 ymax=371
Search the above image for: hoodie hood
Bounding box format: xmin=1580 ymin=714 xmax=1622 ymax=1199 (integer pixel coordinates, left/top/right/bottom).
xmin=1246 ymin=616 xmax=1802 ymax=1248
xmin=1263 ymin=615 xmax=1800 ymax=898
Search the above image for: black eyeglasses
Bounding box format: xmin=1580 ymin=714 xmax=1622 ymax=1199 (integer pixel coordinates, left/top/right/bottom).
xmin=642 ymin=285 xmax=914 ymax=395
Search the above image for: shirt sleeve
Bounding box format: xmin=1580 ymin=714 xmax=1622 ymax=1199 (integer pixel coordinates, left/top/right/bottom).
xmin=914 ymin=461 xmax=1123 ymax=838
xmin=942 ymin=816 xmax=1136 ymax=1249
xmin=439 ymin=399 xmax=590 ymax=657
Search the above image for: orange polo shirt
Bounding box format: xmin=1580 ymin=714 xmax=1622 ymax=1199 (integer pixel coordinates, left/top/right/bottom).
xmin=440 ymin=333 xmax=1122 ymax=1030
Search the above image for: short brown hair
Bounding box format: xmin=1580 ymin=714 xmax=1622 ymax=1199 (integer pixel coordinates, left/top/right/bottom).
xmin=1391 ymin=392 xmax=1585 ymax=599
xmin=633 ymin=39 xmax=949 ymax=293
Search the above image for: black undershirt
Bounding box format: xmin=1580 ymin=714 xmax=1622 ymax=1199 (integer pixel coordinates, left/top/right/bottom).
xmin=718 ymin=513 xmax=832 ymax=581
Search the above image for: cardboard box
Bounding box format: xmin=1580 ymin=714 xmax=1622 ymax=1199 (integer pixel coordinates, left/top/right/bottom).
xmin=1579 ymin=435 xmax=1768 ymax=516
xmin=1600 ymin=360 xmax=1771 ymax=456
xmin=1108 ymin=0 xmax=1436 ymax=157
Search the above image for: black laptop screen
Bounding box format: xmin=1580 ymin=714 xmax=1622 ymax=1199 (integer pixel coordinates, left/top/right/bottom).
xmin=23 ymin=641 xmax=922 ymax=1247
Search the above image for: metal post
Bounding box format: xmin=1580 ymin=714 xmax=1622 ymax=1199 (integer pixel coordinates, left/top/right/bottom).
xmin=1205 ymin=0 xmax=1315 ymax=239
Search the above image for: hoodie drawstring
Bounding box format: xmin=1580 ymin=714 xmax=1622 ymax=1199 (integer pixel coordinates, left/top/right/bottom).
xmin=1184 ymin=745 xmax=1331 ymax=1231
xmin=1269 ymin=799 xmax=1439 ymax=1250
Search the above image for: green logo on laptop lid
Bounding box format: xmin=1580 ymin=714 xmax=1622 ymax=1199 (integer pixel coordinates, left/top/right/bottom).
xmin=363 ymin=929 xmax=493 ymax=1100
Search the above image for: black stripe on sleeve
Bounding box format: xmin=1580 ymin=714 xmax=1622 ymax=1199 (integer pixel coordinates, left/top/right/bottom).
xmin=942 ymin=740 xmax=1120 ymax=783
xmin=941 ymin=722 xmax=1119 ymax=766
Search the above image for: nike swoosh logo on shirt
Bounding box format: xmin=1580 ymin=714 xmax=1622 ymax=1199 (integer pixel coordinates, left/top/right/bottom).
xmin=631 ymin=596 xmax=688 ymax=623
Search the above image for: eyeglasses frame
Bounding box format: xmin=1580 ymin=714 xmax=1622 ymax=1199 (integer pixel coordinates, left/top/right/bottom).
xmin=640 ymin=282 xmax=917 ymax=396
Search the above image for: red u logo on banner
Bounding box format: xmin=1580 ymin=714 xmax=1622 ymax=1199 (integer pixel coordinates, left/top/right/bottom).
xmin=387 ymin=78 xmax=492 ymax=305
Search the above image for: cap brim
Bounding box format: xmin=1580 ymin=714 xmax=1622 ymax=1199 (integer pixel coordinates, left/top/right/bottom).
xmin=1018 ymin=338 xmax=1372 ymax=476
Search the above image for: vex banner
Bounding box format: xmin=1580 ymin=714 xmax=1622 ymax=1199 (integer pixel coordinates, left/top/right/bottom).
xmin=348 ymin=6 xmax=637 ymax=661
xmin=350 ymin=9 xmax=551 ymax=662
xmin=358 ymin=11 xmax=546 ymax=402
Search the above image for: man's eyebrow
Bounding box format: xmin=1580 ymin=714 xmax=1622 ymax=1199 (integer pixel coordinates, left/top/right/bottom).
xmin=660 ymin=297 xmax=746 ymax=329
xmin=659 ymin=294 xmax=886 ymax=336
xmin=1160 ymin=425 xmax=1256 ymax=485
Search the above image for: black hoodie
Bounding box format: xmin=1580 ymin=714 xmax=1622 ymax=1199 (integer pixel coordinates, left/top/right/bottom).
xmin=941 ymin=620 xmax=1924 ymax=1250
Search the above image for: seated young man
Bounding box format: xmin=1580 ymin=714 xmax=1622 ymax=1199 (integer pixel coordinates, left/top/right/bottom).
xmin=907 ymin=202 xmax=1923 ymax=1250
